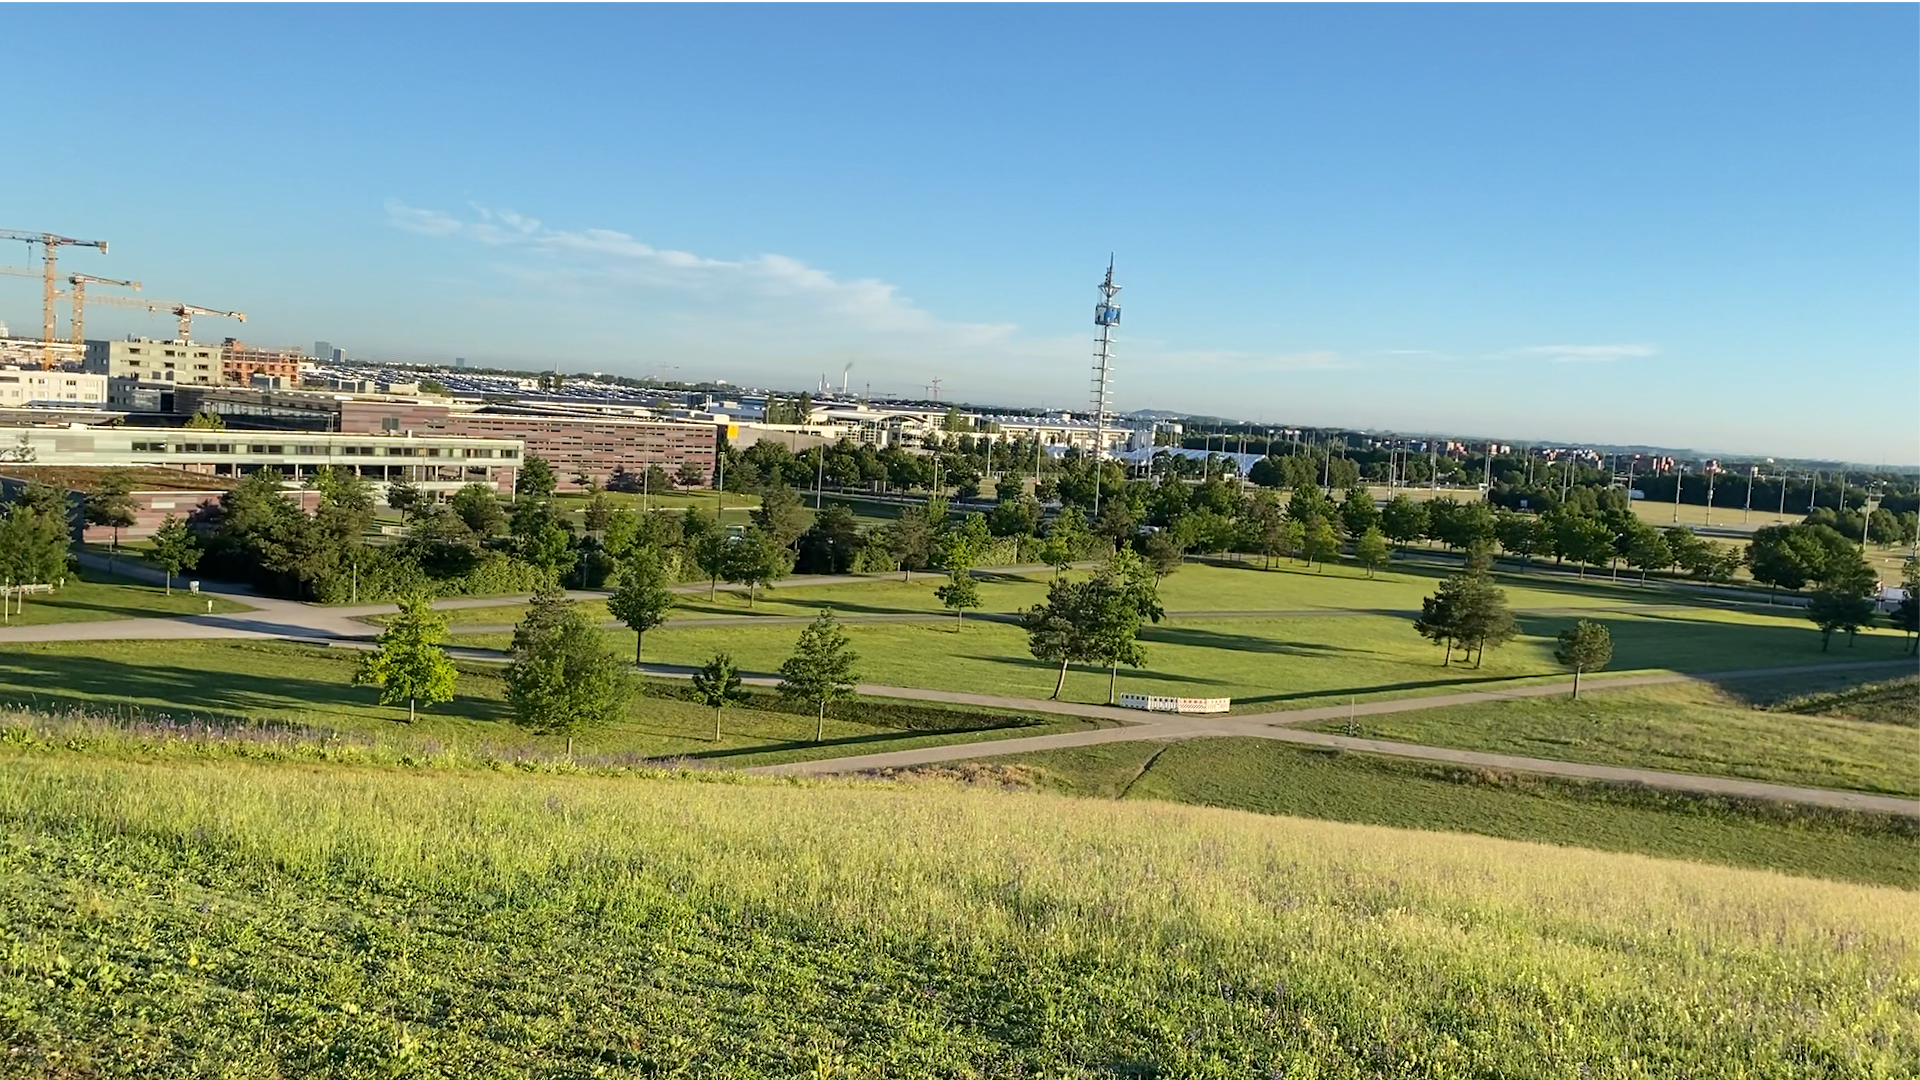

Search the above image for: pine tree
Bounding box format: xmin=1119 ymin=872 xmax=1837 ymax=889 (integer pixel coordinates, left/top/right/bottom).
xmin=84 ymin=470 xmax=138 ymax=555
xmin=1022 ymin=578 xmax=1093 ymax=700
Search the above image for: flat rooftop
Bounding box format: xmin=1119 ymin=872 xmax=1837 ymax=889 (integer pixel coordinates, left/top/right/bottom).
xmin=0 ymin=466 xmax=238 ymax=492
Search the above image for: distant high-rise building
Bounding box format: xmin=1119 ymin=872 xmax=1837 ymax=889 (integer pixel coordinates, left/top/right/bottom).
xmin=330 ymin=347 xmax=346 ymax=363
xmin=313 ymin=340 xmax=331 ymax=362
xmin=454 ymin=357 xmax=467 ymax=368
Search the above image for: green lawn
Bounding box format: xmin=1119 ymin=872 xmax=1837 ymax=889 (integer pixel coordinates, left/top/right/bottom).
xmin=0 ymin=639 xmax=1099 ymax=770
xmin=0 ymin=754 xmax=1911 ymax=1074
xmin=1771 ymin=675 xmax=1920 ymax=726
xmin=1000 ymin=738 xmax=1920 ymax=888
xmin=405 ymin=558 xmax=1778 ymax=630
xmin=0 ymin=565 xmax=252 ymax=627
xmin=401 ymin=569 xmax=1060 ymax=628
xmin=458 ymin=592 xmax=1914 ymax=712
xmin=556 ymin=487 xmax=761 ymax=525
xmin=1303 ymin=678 xmax=1920 ymax=797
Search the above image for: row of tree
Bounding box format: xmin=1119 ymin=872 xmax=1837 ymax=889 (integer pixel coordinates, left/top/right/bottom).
xmin=356 ymin=570 xmax=864 ymax=743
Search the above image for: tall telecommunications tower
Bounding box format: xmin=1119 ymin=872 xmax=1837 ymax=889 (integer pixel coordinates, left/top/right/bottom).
xmin=1090 ymin=257 xmax=1121 ymax=515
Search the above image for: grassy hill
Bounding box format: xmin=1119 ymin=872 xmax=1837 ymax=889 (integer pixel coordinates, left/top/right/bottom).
xmin=1 ymin=753 xmax=1914 ymax=1076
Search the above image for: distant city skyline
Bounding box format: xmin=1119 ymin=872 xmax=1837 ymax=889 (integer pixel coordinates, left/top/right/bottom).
xmin=3 ymin=5 xmax=1913 ymax=463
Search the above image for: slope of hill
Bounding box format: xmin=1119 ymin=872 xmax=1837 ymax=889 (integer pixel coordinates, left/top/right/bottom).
xmin=1 ymin=756 xmax=1913 ymax=1077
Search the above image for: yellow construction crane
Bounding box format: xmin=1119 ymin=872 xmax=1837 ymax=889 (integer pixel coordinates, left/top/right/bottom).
xmin=67 ymin=294 xmax=245 ymax=343
xmin=66 ymin=273 xmax=141 ymax=344
xmin=0 ymin=230 xmax=108 ymax=362
xmin=170 ymin=304 xmax=245 ymax=341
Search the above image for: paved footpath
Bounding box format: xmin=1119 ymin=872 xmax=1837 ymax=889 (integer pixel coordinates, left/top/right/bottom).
xmin=749 ymin=658 xmax=1920 ymax=819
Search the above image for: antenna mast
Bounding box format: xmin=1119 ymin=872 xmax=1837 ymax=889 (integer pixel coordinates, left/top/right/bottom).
xmin=1090 ymin=256 xmax=1122 ymax=515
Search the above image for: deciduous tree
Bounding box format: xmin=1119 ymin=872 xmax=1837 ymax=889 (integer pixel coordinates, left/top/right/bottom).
xmin=450 ymin=483 xmax=506 ymax=536
xmin=1301 ymin=516 xmax=1341 ymax=571
xmin=1354 ymin=527 xmax=1390 ymax=578
xmin=691 ymin=651 xmax=751 ymax=741
xmin=1381 ymin=495 xmax=1428 ymax=549
xmin=148 ymin=515 xmax=200 ymax=595
xmin=724 ymin=527 xmax=789 ymax=606
xmin=778 ymin=610 xmax=860 ymax=740
xmin=1553 ymin=619 xmax=1613 ymax=698
xmin=353 ymin=592 xmax=458 ymax=723
xmin=1339 ymin=486 xmax=1381 ymax=539
xmin=607 ymin=548 xmax=675 ymax=663
xmin=505 ymin=590 xmax=631 ymax=740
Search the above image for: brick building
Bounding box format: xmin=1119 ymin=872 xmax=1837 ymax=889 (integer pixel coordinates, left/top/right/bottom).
xmin=219 ymin=339 xmax=305 ymax=386
xmin=169 ymin=388 xmax=718 ymax=490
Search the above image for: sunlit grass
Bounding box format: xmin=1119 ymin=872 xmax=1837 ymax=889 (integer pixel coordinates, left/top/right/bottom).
xmin=0 ymin=754 xmax=1912 ymax=1074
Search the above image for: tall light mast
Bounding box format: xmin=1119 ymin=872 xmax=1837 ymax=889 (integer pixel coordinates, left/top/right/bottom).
xmin=1090 ymin=257 xmax=1121 ymax=516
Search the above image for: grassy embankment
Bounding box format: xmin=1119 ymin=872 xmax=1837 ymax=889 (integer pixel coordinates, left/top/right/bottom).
xmin=1298 ymin=675 xmax=1920 ymax=798
xmin=0 ymin=753 xmax=1912 ymax=1075
xmin=980 ymin=737 xmax=1918 ymax=889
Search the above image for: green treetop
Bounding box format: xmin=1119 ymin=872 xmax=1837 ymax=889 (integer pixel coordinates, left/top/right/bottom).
xmin=147 ymin=515 xmax=201 ymax=595
xmin=606 ymin=548 xmax=676 ymax=663
xmin=505 ymin=590 xmax=632 ymax=739
xmin=778 ymin=610 xmax=860 ymax=741
xmin=353 ymin=592 xmax=458 ymax=724
xmin=691 ymin=651 xmax=752 ymax=742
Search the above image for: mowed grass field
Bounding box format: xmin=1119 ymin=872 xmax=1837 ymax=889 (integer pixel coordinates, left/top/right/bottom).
xmin=991 ymin=738 xmax=1919 ymax=888
xmin=0 ymin=639 xmax=1097 ymax=769
xmin=422 ymin=560 xmax=1892 ymax=713
xmin=1 ymin=753 xmax=1913 ymax=1075
xmin=0 ymin=566 xmax=251 ymax=627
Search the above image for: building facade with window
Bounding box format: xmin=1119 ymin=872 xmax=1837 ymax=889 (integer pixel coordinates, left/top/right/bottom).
xmin=0 ymin=424 xmax=522 ymax=495
xmin=0 ymin=367 xmax=109 ymax=406
xmin=83 ymin=337 xmax=222 ymax=388
xmin=218 ymin=339 xmax=306 ymax=386
xmin=162 ymin=388 xmax=719 ymax=489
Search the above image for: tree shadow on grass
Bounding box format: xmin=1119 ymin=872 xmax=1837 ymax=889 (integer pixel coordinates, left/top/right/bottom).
xmin=20 ymin=597 xmax=188 ymax=620
xmin=1140 ymin=624 xmax=1379 ymax=657
xmin=676 ymin=720 xmax=1046 ymax=761
xmin=1233 ymin=673 xmax=1536 ymax=707
xmin=0 ymin=652 xmax=512 ymax=725
xmin=680 ymin=596 xmax=935 ymax=619
xmin=958 ymin=653 xmax=1234 ymax=688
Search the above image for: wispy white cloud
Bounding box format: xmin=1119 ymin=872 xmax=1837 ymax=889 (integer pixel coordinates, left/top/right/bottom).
xmin=386 ymin=199 xmax=1009 ymax=342
xmin=1508 ymin=343 xmax=1658 ymax=364
xmin=1134 ymin=347 xmax=1356 ymax=373
xmin=387 ymin=202 xmax=463 ymax=237
xmin=383 ymin=200 xmax=1349 ymax=404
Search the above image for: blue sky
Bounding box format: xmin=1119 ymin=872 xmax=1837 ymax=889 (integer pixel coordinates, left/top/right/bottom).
xmin=4 ymin=5 xmax=1914 ymax=462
